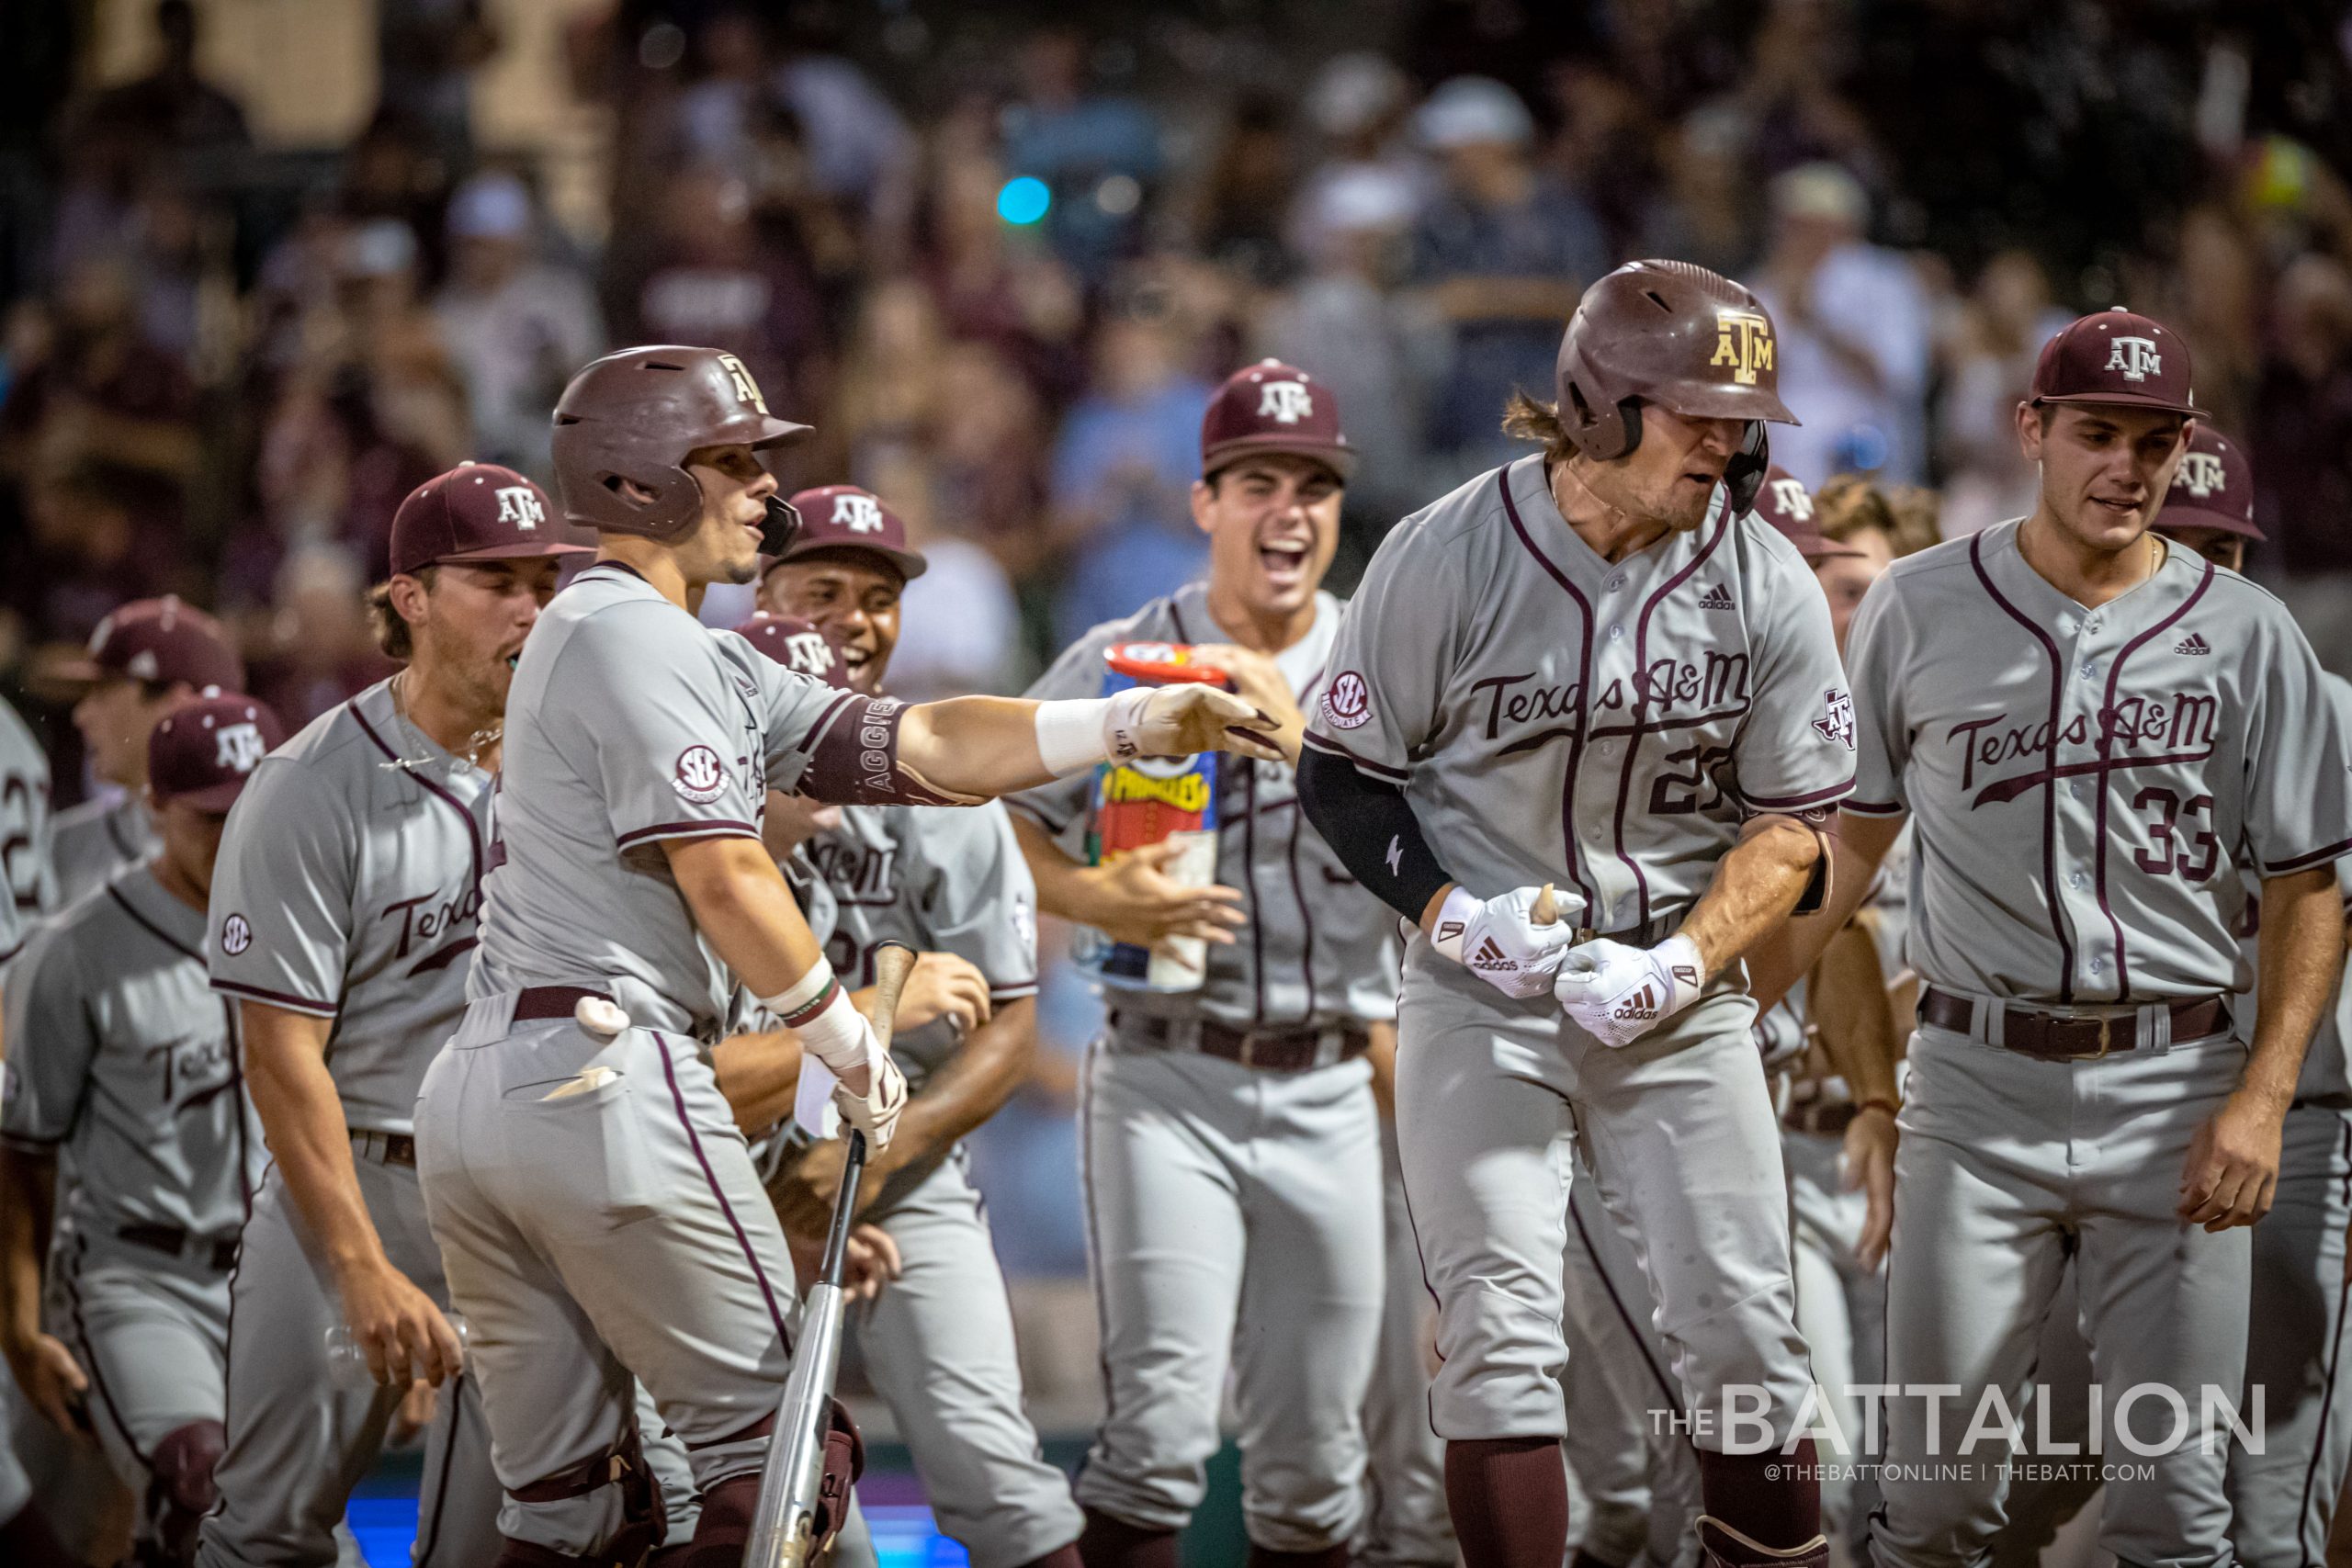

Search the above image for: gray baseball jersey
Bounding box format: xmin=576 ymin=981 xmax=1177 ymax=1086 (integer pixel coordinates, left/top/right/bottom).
xmin=2233 ymin=670 xmax=2352 ymax=1103
xmin=1306 ymin=456 xmax=1854 ymax=971
xmin=206 ymin=679 xmax=492 ymax=1135
xmin=43 ymin=794 xmax=153 ymax=913
xmin=1012 ymin=583 xmax=1401 ymax=1029
xmin=1844 ymin=521 xmax=2352 ymax=1004
xmin=795 ymin=801 xmax=1037 ymax=1089
xmin=1 ymin=864 xmax=259 ymax=1241
xmin=473 ymin=562 xmax=878 ymax=1038
xmin=0 ymin=693 xmax=49 ymax=946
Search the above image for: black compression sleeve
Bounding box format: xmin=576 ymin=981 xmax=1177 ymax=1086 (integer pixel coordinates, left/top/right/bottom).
xmin=1295 ymin=744 xmax=1456 ymax=926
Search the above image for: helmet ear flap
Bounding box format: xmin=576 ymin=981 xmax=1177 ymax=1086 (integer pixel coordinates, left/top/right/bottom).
xmin=760 ymin=494 xmax=804 ymax=557
xmin=1723 ymin=421 xmax=1770 ymax=513
xmin=1615 ymin=399 xmax=1643 ymax=459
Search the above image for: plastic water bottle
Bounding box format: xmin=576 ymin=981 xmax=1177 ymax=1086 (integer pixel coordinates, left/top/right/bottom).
xmin=323 ymin=1311 xmax=468 ymax=1386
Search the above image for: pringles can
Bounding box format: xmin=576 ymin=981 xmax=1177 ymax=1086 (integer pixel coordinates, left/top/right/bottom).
xmin=1074 ymin=641 xmax=1227 ymax=992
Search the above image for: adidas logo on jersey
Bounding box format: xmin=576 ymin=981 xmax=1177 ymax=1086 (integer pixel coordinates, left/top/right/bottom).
xmin=1467 ymin=937 xmax=1511 ymax=970
xmin=2175 ymin=633 xmax=2211 ymax=656
xmin=1697 ymin=584 xmax=1735 ymax=611
xmin=1611 ymin=984 xmax=1662 ymax=1021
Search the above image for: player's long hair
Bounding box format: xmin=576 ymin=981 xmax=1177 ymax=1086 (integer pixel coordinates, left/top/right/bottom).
xmin=1500 ymin=389 xmax=1579 ymax=465
xmin=364 ymin=567 xmax=435 ymax=663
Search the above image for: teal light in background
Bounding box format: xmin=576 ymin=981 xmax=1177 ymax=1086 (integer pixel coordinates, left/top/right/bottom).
xmin=997 ymin=177 xmax=1051 ymax=225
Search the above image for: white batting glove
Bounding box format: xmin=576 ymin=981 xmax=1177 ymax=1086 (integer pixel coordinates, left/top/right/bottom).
xmin=1430 ymin=886 xmax=1581 ymax=1000
xmin=831 ymin=1053 xmax=908 ymax=1151
xmin=1555 ymin=933 xmax=1706 ymax=1048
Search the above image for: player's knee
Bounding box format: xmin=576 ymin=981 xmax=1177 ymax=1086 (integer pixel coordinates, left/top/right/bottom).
xmin=501 ymin=1429 xmax=667 ymax=1568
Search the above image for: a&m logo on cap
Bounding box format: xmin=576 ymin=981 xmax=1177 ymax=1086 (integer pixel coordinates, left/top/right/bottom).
xmin=1710 ymin=309 xmax=1776 ymax=386
xmin=2174 ymin=451 xmax=2225 ymax=498
xmin=214 ymin=722 xmax=267 ymax=773
xmin=832 ymin=493 xmax=885 ymax=533
xmin=1257 ymin=381 xmax=1315 ymax=423
xmin=718 ymin=352 xmax=769 ymax=414
xmin=496 ymin=486 xmax=545 ymax=529
xmin=2105 ymin=336 xmax=2161 ymax=382
xmin=1767 ymin=477 xmax=1814 ymax=521
xmin=785 ymin=629 xmax=835 ymax=677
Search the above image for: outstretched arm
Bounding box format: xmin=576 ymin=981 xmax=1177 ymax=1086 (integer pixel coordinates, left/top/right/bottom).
xmin=892 ymin=687 xmax=1282 ymax=802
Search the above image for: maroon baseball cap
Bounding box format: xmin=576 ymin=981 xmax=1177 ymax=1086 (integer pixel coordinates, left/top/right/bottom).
xmin=763 ymin=485 xmax=927 ymax=582
xmin=1752 ymin=465 xmax=1862 ymax=564
xmin=57 ymin=597 xmax=245 ymax=693
xmin=390 ymin=463 xmax=594 ymax=578
xmin=1201 ymin=359 xmax=1355 ymax=481
xmin=2029 ymin=308 xmax=2199 ymax=417
xmin=731 ymin=614 xmax=853 ymax=690
xmin=2156 ymin=423 xmax=2262 ymax=541
xmin=148 ymin=694 xmax=287 ymax=812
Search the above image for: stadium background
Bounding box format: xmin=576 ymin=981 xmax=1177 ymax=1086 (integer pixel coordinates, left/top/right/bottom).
xmin=5 ymin=1 xmax=2352 ymax=1562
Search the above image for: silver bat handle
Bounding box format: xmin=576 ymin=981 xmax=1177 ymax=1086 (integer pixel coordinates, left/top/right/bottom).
xmin=743 ymin=943 xmax=916 ymax=1567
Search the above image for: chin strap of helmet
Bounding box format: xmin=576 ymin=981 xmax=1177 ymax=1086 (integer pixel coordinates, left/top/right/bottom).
xmin=760 ymin=494 xmax=805 ymax=557
xmin=1723 ymin=421 xmax=1771 ymax=514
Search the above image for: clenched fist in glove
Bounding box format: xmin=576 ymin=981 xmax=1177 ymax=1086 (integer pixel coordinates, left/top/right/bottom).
xmin=768 ymin=972 xmax=910 ymax=1151
xmin=1555 ymin=933 xmax=1706 ymax=1049
xmin=1430 ymin=884 xmax=1583 ymax=1000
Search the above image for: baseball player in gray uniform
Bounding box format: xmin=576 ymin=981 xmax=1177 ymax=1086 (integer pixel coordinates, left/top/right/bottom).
xmin=1766 ymin=311 xmax=2352 ymax=1568
xmin=198 ymin=464 xmax=591 ymax=1568
xmin=413 ymin=345 xmax=1273 ymax=1567
xmin=0 ymin=694 xmax=282 ymax=1563
xmin=753 ymin=493 xmax=1085 ymax=1568
xmin=1986 ymin=423 xmax=2352 ymax=1568
xmin=0 ymin=693 xmax=48 ymax=931
xmin=1295 ymin=261 xmax=1853 ymax=1568
xmin=1009 ymin=360 xmax=1401 ymax=1568
xmin=46 ymin=600 xmax=246 ymax=909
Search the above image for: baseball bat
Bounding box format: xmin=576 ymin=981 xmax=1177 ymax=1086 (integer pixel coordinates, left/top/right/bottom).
xmin=745 ymin=941 xmax=917 ymax=1568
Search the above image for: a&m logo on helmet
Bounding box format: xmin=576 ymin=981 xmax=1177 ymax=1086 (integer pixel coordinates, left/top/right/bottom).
xmin=717 ymin=352 xmax=769 ymax=414
xmin=495 ymin=486 xmax=544 ymax=530
xmin=1257 ymin=381 xmax=1315 ymax=423
xmin=214 ymin=722 xmax=267 ymax=773
xmin=785 ymin=630 xmax=835 ymax=677
xmin=2173 ymin=451 xmax=2225 ymax=498
xmin=1710 ymin=309 xmax=1776 ymax=386
xmin=1767 ymin=477 xmax=1814 ymax=521
xmin=2104 ymin=336 xmax=2161 ymax=382
xmin=831 ymin=493 xmax=885 ymax=533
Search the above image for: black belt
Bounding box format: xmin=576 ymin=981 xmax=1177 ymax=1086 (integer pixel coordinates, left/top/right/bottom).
xmin=1921 ymin=987 xmax=2232 ymax=1062
xmin=517 ymin=986 xmax=610 ymax=1022
xmin=1111 ymin=1011 xmax=1371 ymax=1072
xmin=116 ymin=1223 xmax=239 ymax=1271
xmin=350 ymin=1129 xmax=417 ymax=1168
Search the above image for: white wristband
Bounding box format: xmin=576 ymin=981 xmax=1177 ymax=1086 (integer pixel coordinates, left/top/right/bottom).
xmin=793 ymin=987 xmax=872 ymax=1076
xmin=759 ymin=958 xmax=837 ymax=1027
xmin=1429 ymin=886 xmax=1482 ymax=964
xmin=1034 ymin=689 xmax=1154 ymax=775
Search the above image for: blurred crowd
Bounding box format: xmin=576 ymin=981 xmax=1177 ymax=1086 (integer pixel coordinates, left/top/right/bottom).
xmin=6 ymin=1 xmax=2352 ymax=1272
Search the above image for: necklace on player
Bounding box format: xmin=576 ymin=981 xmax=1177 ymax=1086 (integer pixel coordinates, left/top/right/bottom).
xmin=387 ymin=670 xmax=502 ymax=773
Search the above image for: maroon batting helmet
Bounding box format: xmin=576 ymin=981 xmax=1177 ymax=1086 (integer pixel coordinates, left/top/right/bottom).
xmin=549 ymin=345 xmax=810 ymax=548
xmin=1554 ymin=260 xmax=1799 ymax=513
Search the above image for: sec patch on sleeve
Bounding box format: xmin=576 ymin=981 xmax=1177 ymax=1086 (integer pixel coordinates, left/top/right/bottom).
xmin=1811 ymin=688 xmax=1856 ymax=750
xmin=220 ymin=913 xmax=253 ymax=955
xmin=672 ymin=744 xmax=729 ymax=805
xmin=1321 ymin=671 xmax=1373 ymax=731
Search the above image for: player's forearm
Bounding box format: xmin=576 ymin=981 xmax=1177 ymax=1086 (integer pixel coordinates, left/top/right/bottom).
xmin=711 ymin=1028 xmax=806 ymax=1137
xmin=2243 ymin=866 xmax=2346 ymax=1113
xmin=1808 ymin=921 xmax=1903 ymax=1108
xmin=239 ymin=1008 xmax=392 ymax=1280
xmin=868 ymin=998 xmax=1037 ymax=1181
xmin=666 ymin=836 xmax=828 ymax=998
xmin=1679 ymin=816 xmax=1826 ymax=981
xmin=1747 ymin=809 xmax=1904 ymax=1010
xmin=0 ymin=1145 xmax=55 ymax=1345
xmin=1011 ymin=813 xmax=1101 ymax=924
xmin=899 ymin=697 xmax=1059 ymax=797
